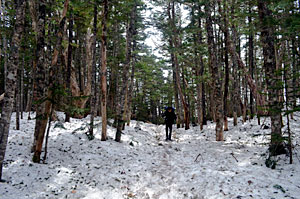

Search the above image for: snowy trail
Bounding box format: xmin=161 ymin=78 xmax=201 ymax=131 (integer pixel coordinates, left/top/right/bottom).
xmin=1 ymin=113 xmax=300 ymax=199
xmin=133 ymin=128 xmax=184 ymax=199
xmin=124 ymin=125 xmax=179 ymax=198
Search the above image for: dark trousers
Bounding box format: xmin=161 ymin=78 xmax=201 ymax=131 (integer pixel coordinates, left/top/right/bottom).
xmin=166 ymin=123 xmax=172 ymax=140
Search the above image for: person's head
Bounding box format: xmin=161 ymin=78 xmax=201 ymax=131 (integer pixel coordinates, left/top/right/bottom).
xmin=167 ymin=107 xmax=172 ymax=112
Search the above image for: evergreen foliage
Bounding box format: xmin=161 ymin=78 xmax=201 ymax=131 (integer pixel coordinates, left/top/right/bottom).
xmin=0 ymin=0 xmax=299 ymax=175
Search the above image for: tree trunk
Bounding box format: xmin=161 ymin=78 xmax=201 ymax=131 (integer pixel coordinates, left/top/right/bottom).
xmin=0 ymin=0 xmax=25 ymax=180
xmin=71 ymin=27 xmax=93 ymax=118
xmin=31 ymin=0 xmax=46 ymax=155
xmin=232 ymin=51 xmax=238 ymax=125
xmin=201 ymin=66 xmax=207 ymax=126
xmin=76 ymin=32 xmax=83 ymax=93
xmin=223 ymin=2 xmax=229 ymax=131
xmin=27 ymin=0 xmax=39 ymax=116
xmin=25 ymin=60 xmax=35 ymax=114
xmin=16 ymin=68 xmax=20 ymax=130
xmin=258 ymin=0 xmax=283 ymax=156
xmin=242 ymin=76 xmax=247 ymax=123
xmin=168 ymin=2 xmax=189 ymax=130
xmin=205 ymin=1 xmax=224 ymax=141
xmin=169 ymin=41 xmax=181 ymax=128
xmin=88 ymin=3 xmax=98 ymax=139
xmin=33 ymin=0 xmax=70 ymax=163
xmin=209 ymin=85 xmax=216 ymax=122
xmin=283 ymin=43 xmax=293 ymax=164
xmin=2 ymin=36 xmax=7 ymax=92
xmin=101 ymin=0 xmax=108 ymax=141
xmin=126 ymin=1 xmax=139 ymax=125
xmin=226 ymin=29 xmax=263 ymax=114
xmin=108 ymin=23 xmax=120 ymax=116
xmin=42 ymin=104 xmax=53 ymax=163
xmin=193 ymin=5 xmax=205 ymax=130
xmin=248 ymin=6 xmax=254 ymax=119
xmin=127 ymin=10 xmax=137 ymax=126
xmin=115 ymin=7 xmax=134 ymax=142
xmin=243 ymin=44 xmax=248 ymax=124
xmin=65 ymin=11 xmax=73 ymax=123
xmin=20 ymin=56 xmax=24 ymax=119
xmin=173 ymin=69 xmax=181 ymax=128
xmin=291 ymin=38 xmax=297 ymax=118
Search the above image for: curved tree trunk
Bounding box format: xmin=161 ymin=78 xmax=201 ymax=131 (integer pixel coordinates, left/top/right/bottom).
xmin=33 ymin=0 xmax=70 ymax=163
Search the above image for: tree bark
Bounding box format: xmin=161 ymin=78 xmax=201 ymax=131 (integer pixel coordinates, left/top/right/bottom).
xmin=205 ymin=1 xmax=224 ymax=141
xmin=1 ymin=0 xmax=8 ymax=93
xmin=27 ymin=0 xmax=39 ymax=116
xmin=20 ymin=56 xmax=24 ymax=119
xmin=16 ymin=69 xmax=20 ymax=130
xmin=71 ymin=27 xmax=93 ymax=119
xmin=126 ymin=5 xmax=137 ymax=127
xmin=223 ymin=1 xmax=229 ymax=131
xmin=33 ymin=0 xmax=70 ymax=162
xmin=88 ymin=3 xmax=98 ymax=139
xmin=107 ymin=23 xmax=119 ymax=116
xmin=226 ymin=29 xmax=264 ymax=112
xmin=173 ymin=69 xmax=181 ymax=128
xmin=258 ymin=0 xmax=283 ymax=155
xmin=115 ymin=7 xmax=134 ymax=142
xmin=193 ymin=4 xmax=206 ymax=130
xmin=101 ymin=0 xmax=108 ymax=141
xmin=0 ymin=0 xmax=25 ymax=180
xmin=283 ymin=43 xmax=293 ymax=164
xmin=248 ymin=6 xmax=254 ymax=119
xmin=65 ymin=10 xmax=73 ymax=123
xmin=291 ymin=38 xmax=297 ymax=118
xmin=3 ymin=36 xmax=8 ymax=92
xmin=168 ymin=2 xmax=189 ymax=130
xmin=31 ymin=0 xmax=46 ymax=155
xmin=25 ymin=61 xmax=35 ymax=114
xmin=232 ymin=32 xmax=239 ymax=126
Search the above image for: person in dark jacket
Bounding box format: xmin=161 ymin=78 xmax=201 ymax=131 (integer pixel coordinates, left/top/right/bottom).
xmin=162 ymin=107 xmax=177 ymax=141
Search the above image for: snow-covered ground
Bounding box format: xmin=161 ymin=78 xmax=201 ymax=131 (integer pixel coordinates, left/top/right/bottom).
xmin=1 ymin=112 xmax=300 ymax=199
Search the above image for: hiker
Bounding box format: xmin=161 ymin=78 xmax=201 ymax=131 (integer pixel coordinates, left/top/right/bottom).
xmin=162 ymin=107 xmax=177 ymax=141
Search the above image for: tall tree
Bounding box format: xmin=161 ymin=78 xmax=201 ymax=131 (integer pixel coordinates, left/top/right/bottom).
xmin=115 ymin=2 xmax=135 ymax=142
xmin=222 ymin=0 xmax=229 ymax=131
xmin=205 ymin=0 xmax=224 ymax=141
xmin=189 ymin=2 xmax=207 ymax=130
xmin=100 ymin=0 xmax=108 ymax=141
xmin=0 ymin=0 xmax=26 ymax=180
xmin=16 ymin=68 xmax=20 ymax=130
xmin=32 ymin=0 xmax=70 ymax=162
xmin=126 ymin=0 xmax=139 ymax=126
xmin=258 ymin=0 xmax=284 ymax=155
xmin=65 ymin=9 xmax=73 ymax=123
xmin=88 ymin=2 xmax=98 ymax=139
xmin=0 ymin=0 xmax=8 ymax=93
xmin=168 ymin=1 xmax=190 ymax=130
xmin=248 ymin=4 xmax=255 ymax=119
